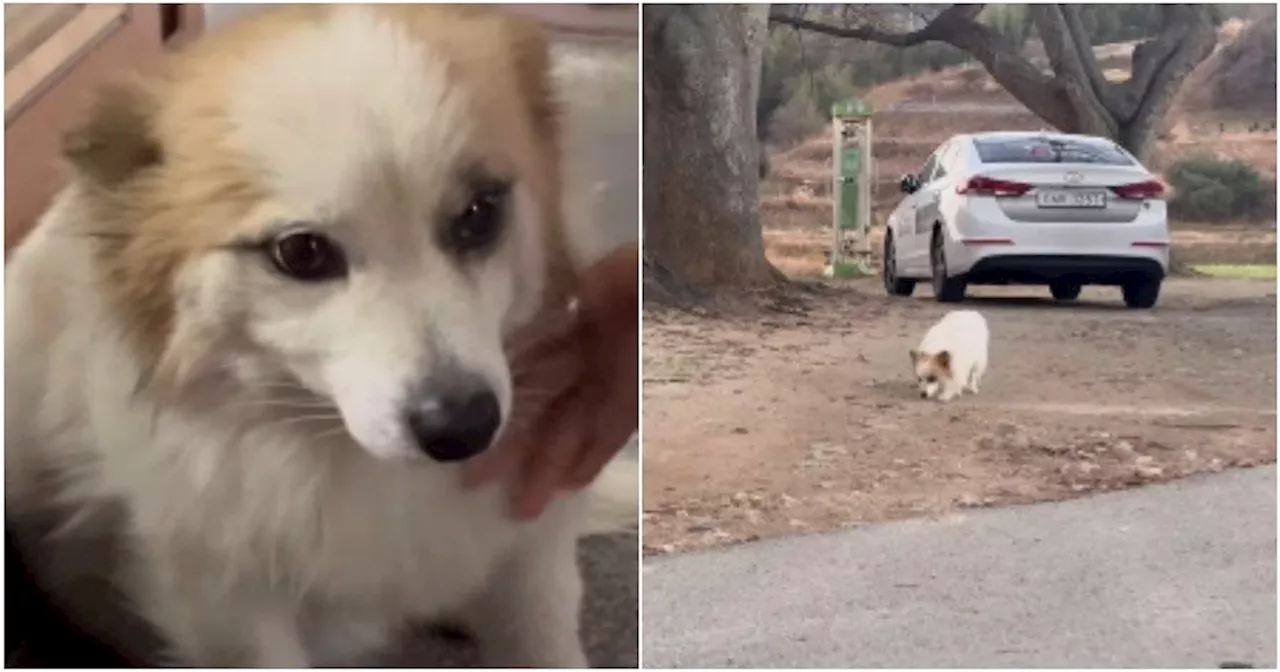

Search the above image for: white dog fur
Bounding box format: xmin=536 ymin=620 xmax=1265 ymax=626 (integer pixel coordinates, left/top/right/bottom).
xmin=5 ymin=6 xmax=635 ymax=668
xmin=910 ymin=310 xmax=990 ymax=402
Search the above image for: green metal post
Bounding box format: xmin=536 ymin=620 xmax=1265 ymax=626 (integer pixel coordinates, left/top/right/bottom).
xmin=827 ymin=99 xmax=875 ymax=279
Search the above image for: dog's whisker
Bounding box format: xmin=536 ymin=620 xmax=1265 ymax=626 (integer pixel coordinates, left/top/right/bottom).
xmin=512 ymin=390 xmax=568 ymax=404
xmin=313 ymin=426 xmax=352 ymax=440
xmin=60 ymin=229 xmax=134 ymax=242
xmin=256 ymin=413 xmax=344 ymax=432
xmin=236 ymin=399 xmax=340 ymax=411
xmin=504 ymin=308 xmax=581 ymax=357
xmin=244 ymin=383 xmax=325 ymax=397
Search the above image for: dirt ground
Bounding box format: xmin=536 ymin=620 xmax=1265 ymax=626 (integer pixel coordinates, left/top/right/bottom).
xmin=642 ymin=277 xmax=1277 ymax=555
xmin=642 ymin=22 xmax=1278 ymax=556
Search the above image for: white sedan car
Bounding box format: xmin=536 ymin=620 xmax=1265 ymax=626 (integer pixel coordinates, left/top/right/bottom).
xmin=882 ymin=131 xmax=1170 ymax=308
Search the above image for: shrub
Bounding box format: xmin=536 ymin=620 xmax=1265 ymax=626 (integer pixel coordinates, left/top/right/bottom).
xmin=1166 ymin=154 xmax=1276 ymax=222
xmin=768 ymin=81 xmax=826 ymax=146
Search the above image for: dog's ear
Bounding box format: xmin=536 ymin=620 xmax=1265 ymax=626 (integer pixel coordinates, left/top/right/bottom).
xmin=63 ymin=79 xmax=163 ymax=190
xmin=935 ymin=350 xmax=951 ymax=371
xmin=501 ymin=13 xmax=580 ymax=303
xmin=908 ymin=349 xmax=921 ymax=365
xmin=505 ymin=14 xmax=558 ymax=145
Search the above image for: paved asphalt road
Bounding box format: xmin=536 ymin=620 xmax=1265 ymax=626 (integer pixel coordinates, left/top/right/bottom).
xmin=644 ymin=466 xmax=1277 ymax=669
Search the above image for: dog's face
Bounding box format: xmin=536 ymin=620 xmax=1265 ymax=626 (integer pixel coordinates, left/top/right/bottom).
xmin=909 ymin=350 xmax=951 ymax=400
xmin=71 ymin=6 xmax=572 ymax=463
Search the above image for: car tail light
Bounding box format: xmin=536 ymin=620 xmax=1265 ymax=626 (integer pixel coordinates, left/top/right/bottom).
xmin=1111 ymin=180 xmax=1165 ymax=200
xmin=957 ymin=176 xmax=1033 ymax=197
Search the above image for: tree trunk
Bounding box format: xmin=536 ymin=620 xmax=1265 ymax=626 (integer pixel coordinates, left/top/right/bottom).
xmin=643 ymin=5 xmax=780 ymax=289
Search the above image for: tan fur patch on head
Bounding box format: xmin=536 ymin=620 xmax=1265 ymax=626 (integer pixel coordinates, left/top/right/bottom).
xmin=374 ymin=5 xmax=577 ymax=302
xmin=67 ymin=5 xmax=576 ymax=394
xmin=66 ymin=66 xmax=266 ymax=392
xmin=63 ymin=79 xmax=163 ymax=189
xmin=934 ymin=350 xmax=952 ymax=374
xmin=491 ymin=10 xmax=577 ymax=304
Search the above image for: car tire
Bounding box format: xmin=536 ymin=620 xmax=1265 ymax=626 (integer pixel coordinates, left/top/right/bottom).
xmin=930 ymin=229 xmax=966 ymax=303
xmin=1121 ymin=276 xmax=1161 ymax=309
xmin=882 ymin=233 xmax=916 ymax=297
xmin=1049 ymin=280 xmax=1082 ymax=302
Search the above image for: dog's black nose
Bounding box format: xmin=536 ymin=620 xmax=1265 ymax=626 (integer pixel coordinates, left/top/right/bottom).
xmin=920 ymin=391 xmax=929 ymax=399
xmin=405 ymin=389 xmax=501 ymax=462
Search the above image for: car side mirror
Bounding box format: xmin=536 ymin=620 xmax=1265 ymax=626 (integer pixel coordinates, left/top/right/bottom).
xmin=899 ymin=174 xmax=920 ymax=194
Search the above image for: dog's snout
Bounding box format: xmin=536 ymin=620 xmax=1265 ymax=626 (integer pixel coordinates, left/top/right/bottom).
xmin=920 ymin=391 xmax=929 ymax=399
xmin=404 ymin=388 xmax=501 ymax=462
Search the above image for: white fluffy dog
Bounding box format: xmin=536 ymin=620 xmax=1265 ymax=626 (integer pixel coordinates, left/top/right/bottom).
xmin=5 ymin=5 xmax=635 ymax=667
xmin=910 ymin=310 xmax=990 ymax=402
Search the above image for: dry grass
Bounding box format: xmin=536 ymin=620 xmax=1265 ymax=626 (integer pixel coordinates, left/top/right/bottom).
xmin=1192 ymin=264 xmax=1278 ymax=279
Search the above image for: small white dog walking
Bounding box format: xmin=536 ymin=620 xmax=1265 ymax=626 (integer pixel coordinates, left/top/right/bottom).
xmin=909 ymin=310 xmax=990 ymax=402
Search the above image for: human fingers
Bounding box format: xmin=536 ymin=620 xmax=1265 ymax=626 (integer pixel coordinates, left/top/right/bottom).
xmin=510 ymin=387 xmax=588 ymax=520
xmin=459 ymin=434 xmax=519 ymax=489
xmin=462 ymin=299 xmax=586 ymax=489
xmin=566 ymin=354 xmax=638 ymax=489
xmin=460 ymin=350 xmax=580 ymax=490
xmin=578 ymin=244 xmax=638 ymax=319
xmin=503 ymin=295 xmax=583 ymax=362
xmin=551 ymin=247 xmax=637 ymax=490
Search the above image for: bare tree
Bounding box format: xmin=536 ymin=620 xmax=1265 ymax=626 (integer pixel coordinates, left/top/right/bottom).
xmin=770 ymin=4 xmax=1218 ymax=162
xmin=643 ymin=4 xmax=781 ymax=292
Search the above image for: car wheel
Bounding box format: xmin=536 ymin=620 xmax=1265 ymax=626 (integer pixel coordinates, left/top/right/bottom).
xmin=930 ymin=229 xmax=966 ymax=303
xmin=1049 ymin=280 xmax=1082 ymax=302
xmin=1122 ymin=276 xmax=1161 ymax=309
xmin=882 ymin=233 xmax=916 ymax=297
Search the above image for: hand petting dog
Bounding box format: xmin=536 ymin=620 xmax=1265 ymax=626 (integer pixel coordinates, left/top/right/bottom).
xmin=463 ymin=243 xmax=639 ymax=519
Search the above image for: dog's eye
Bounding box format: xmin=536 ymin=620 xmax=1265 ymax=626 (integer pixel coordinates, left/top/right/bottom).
xmin=924 ymin=375 xmax=937 ymax=384
xmin=443 ymin=183 xmax=510 ymax=255
xmin=269 ymin=230 xmax=347 ymax=281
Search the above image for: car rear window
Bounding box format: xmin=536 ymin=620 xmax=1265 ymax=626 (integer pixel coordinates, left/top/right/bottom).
xmin=974 ymin=137 xmax=1135 ymax=166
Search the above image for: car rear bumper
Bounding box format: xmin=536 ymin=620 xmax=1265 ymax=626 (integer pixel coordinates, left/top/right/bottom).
xmin=958 ymin=254 xmax=1166 ymax=286
xmin=940 ymin=198 xmax=1171 ymax=281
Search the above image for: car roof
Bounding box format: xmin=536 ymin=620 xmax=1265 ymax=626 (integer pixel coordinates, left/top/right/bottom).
xmin=956 ymin=130 xmax=1120 ymax=145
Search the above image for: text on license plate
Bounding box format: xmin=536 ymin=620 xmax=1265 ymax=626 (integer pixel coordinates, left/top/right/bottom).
xmin=1035 ymin=190 xmax=1107 ymax=209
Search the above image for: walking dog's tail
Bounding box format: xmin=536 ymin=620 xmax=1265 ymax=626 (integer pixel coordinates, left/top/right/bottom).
xmin=580 ymin=438 xmax=639 ymax=536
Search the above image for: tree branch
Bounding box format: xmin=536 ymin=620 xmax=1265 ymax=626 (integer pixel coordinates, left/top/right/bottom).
xmin=767 ymin=4 xmax=983 ymax=46
xmin=1030 ymin=5 xmax=1118 ymax=135
xmin=1120 ymin=5 xmax=1212 ymax=121
xmin=1121 ymin=7 xmax=1218 ymax=160
xmin=1061 ymin=6 xmax=1119 ymax=113
xmin=769 ymin=4 xmax=1078 ymax=131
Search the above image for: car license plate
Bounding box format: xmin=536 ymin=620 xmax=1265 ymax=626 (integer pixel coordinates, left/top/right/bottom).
xmin=1035 ymin=190 xmax=1107 ymax=209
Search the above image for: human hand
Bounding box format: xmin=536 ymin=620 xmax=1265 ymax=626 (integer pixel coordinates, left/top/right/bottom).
xmin=461 ymin=243 xmax=639 ymax=519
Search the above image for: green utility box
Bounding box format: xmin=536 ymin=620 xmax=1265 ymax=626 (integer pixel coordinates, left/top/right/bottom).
xmin=839 ymin=145 xmax=861 ymax=232
xmin=826 ymin=98 xmax=875 ymax=279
